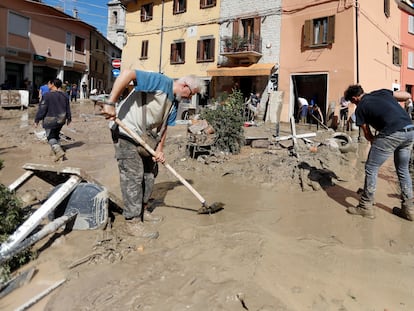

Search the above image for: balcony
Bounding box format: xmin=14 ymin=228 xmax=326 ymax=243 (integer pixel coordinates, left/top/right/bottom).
xmin=220 ymin=36 xmax=262 ymax=63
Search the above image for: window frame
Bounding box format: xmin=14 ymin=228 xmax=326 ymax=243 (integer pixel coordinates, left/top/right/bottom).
xmin=196 ymin=37 xmax=215 ymax=63
xmin=170 ymin=41 xmax=186 ymax=64
xmin=303 ymin=15 xmax=335 ymax=48
xmin=8 ymin=12 xmax=29 ymax=37
xmin=408 ymin=51 xmax=414 ymax=69
xmin=409 ymin=15 xmax=414 ymax=34
xmin=75 ymin=36 xmax=85 ymax=54
xmin=393 ymin=46 xmax=402 ymax=66
xmin=141 ymin=3 xmax=153 ymax=22
xmin=66 ymin=33 xmax=72 ymax=51
xmin=140 ymin=40 xmax=149 ymax=59
xmin=200 ymin=0 xmax=216 ymax=9
xmin=173 ymin=0 xmax=187 ymax=15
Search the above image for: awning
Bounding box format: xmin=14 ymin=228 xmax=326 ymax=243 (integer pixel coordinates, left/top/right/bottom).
xmin=207 ymin=63 xmax=276 ymax=77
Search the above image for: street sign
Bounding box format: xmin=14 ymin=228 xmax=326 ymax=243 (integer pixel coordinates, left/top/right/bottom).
xmin=112 ymin=69 xmax=120 ymax=78
xmin=112 ymin=59 xmax=121 ymax=69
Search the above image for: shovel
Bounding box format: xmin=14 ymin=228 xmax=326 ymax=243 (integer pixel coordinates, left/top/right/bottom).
xmin=114 ymin=118 xmax=223 ymax=214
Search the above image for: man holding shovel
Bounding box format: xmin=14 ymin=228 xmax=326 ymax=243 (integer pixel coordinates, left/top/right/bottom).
xmin=344 ymin=84 xmax=414 ymax=220
xmin=100 ymin=69 xmax=206 ymax=238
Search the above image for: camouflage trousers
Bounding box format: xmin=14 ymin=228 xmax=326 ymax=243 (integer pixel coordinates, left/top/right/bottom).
xmin=114 ymin=138 xmax=158 ymax=220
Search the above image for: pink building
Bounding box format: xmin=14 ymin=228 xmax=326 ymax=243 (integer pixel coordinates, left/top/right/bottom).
xmin=278 ymin=0 xmax=406 ymax=125
xmin=399 ymin=1 xmax=414 ymax=97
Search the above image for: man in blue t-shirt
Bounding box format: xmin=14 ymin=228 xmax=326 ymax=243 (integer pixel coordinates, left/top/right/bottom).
xmin=38 ymin=79 xmax=52 ymax=101
xmin=100 ymin=69 xmax=206 ymax=238
xmin=344 ymin=85 xmax=414 ymax=221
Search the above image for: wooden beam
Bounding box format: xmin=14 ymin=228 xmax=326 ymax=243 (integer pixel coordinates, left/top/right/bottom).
xmin=0 ymin=175 xmax=82 ymax=256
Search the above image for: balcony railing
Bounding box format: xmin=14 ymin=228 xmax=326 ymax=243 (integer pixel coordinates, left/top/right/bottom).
xmin=220 ymin=36 xmax=262 ymax=54
xmin=220 ymin=36 xmax=262 ymax=63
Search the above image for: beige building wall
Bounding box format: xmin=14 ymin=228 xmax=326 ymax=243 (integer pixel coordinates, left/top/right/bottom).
xmin=121 ymin=0 xmax=220 ymax=80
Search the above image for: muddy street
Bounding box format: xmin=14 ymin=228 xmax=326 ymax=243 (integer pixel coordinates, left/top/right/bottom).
xmin=1 ymin=100 xmax=414 ymax=311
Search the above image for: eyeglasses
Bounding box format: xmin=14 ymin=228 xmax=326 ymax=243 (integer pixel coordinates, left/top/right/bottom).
xmin=185 ymin=84 xmax=193 ymax=97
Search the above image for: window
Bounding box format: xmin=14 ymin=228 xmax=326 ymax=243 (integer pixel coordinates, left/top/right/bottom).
xmin=232 ymin=17 xmax=261 ymax=51
xmin=408 ymin=51 xmax=414 ymax=69
xmin=66 ymin=33 xmax=72 ymax=50
xmin=303 ymin=16 xmax=335 ymax=47
xmin=112 ymin=11 xmax=118 ymax=25
xmin=200 ymin=0 xmax=216 ymax=9
xmin=409 ymin=15 xmax=414 ymax=34
xmin=8 ymin=12 xmax=29 ymax=37
xmin=95 ymin=40 xmax=99 ymax=50
xmin=384 ymin=0 xmax=390 ymax=18
xmin=75 ymin=36 xmax=85 ymax=53
xmin=141 ymin=40 xmax=149 ymax=59
xmin=173 ymin=0 xmax=186 ymax=14
xmin=197 ymin=38 xmax=215 ymax=62
xmin=141 ymin=3 xmax=153 ymax=22
xmin=170 ymin=41 xmax=185 ymax=64
xmin=393 ymin=46 xmax=402 ymax=66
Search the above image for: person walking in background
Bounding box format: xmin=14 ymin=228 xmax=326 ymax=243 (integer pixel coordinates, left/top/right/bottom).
xmin=34 ymin=78 xmax=71 ymax=162
xmin=81 ymin=82 xmax=88 ymax=99
xmin=297 ymin=96 xmax=309 ymax=124
xmin=61 ymin=81 xmax=69 ymax=98
xmin=344 ymin=84 xmax=414 ymax=221
xmin=339 ymin=96 xmax=350 ymax=129
xmin=100 ymin=68 xmax=206 ymax=239
xmin=404 ymin=97 xmax=413 ymax=120
xmin=70 ymin=83 xmax=78 ymax=102
xmin=38 ymin=79 xmax=52 ymax=102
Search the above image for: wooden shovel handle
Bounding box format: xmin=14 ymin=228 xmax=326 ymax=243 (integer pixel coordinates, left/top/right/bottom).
xmin=114 ymin=118 xmax=207 ymax=205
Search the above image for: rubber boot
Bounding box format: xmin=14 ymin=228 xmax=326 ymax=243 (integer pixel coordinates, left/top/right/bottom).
xmin=393 ymin=203 xmax=414 ymax=221
xmin=125 ymin=218 xmax=159 ymax=239
xmin=346 ymin=195 xmax=375 ymax=219
xmin=52 ymin=144 xmax=65 ymax=162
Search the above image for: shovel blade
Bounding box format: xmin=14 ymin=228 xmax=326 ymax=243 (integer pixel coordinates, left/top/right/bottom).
xmin=197 ymin=202 xmax=224 ymax=214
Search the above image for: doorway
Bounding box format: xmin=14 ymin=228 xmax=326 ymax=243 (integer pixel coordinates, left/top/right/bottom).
xmin=291 ymin=73 xmax=328 ymax=123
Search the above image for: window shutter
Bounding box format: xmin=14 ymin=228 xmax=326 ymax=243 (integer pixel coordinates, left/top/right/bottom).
xmin=196 ymin=40 xmax=202 ymax=61
xmin=327 ymin=15 xmax=335 ymax=44
xmin=303 ymin=19 xmax=312 ymax=47
xmin=182 ymin=42 xmax=186 ymax=62
xmin=171 ymin=43 xmax=177 ymax=62
xmin=393 ymin=46 xmax=402 ymax=65
xmin=254 ymin=16 xmax=261 ymax=48
xmin=384 ymin=0 xmax=390 ymax=18
xmin=233 ymin=19 xmax=240 ymax=37
xmin=210 ymin=38 xmax=215 ymax=60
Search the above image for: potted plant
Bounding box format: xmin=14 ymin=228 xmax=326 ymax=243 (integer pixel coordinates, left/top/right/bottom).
xmin=232 ymin=35 xmax=248 ymax=51
xmin=223 ymin=37 xmax=232 ymax=52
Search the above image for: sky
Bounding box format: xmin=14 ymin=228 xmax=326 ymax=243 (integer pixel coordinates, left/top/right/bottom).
xmin=41 ymin=0 xmax=109 ymax=36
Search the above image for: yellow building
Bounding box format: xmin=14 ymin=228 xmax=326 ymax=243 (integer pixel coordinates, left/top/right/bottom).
xmin=120 ymin=0 xmax=220 ymax=102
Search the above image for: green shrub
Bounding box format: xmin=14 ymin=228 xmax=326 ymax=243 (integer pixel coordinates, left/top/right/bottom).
xmin=201 ymin=89 xmax=245 ymax=154
xmin=0 ymin=168 xmax=32 ymax=283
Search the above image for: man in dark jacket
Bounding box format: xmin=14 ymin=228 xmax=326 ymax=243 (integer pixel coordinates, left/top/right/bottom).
xmin=344 ymin=84 xmax=414 ymax=221
xmin=35 ymin=78 xmax=71 ymax=161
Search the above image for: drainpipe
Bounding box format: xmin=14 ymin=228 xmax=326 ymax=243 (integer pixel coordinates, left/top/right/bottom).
xmin=158 ymin=0 xmax=165 ymax=73
xmin=355 ymin=0 xmax=360 ymax=83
